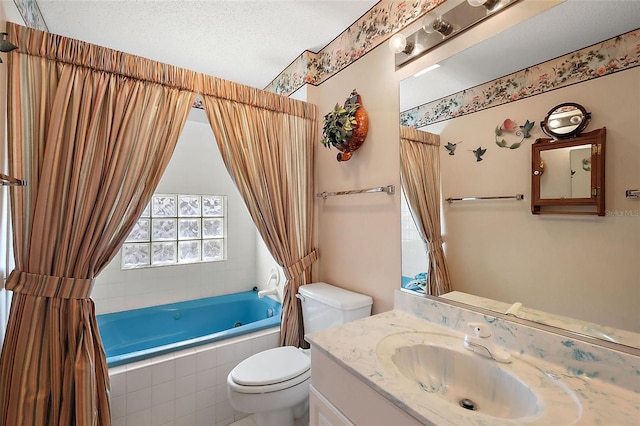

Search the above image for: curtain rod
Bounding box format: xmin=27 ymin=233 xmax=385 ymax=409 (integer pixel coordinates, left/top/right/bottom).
xmin=316 ymin=185 xmax=395 ymax=199
xmin=0 ymin=173 xmax=26 ymax=186
xmin=445 ymin=194 xmax=524 ymax=203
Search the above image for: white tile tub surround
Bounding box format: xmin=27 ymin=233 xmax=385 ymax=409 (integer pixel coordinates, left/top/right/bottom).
xmin=109 ymin=328 xmax=280 ymax=426
xmin=306 ymin=291 xmax=640 ymax=425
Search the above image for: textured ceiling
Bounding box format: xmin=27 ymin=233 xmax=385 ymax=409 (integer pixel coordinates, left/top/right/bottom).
xmin=19 ymin=0 xmax=640 ymax=98
xmin=35 ymin=0 xmax=379 ymax=90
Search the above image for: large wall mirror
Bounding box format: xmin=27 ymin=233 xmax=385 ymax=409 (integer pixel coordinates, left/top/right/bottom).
xmin=399 ymin=1 xmax=640 ymax=350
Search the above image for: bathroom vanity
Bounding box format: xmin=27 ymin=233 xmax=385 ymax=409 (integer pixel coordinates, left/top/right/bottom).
xmin=306 ymin=291 xmax=640 ymax=425
xmin=309 ymin=346 xmax=421 ymax=426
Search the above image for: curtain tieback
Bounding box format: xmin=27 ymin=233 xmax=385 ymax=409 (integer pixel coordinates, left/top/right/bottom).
xmin=426 ymin=237 xmax=444 ymax=253
xmin=5 ymin=270 xmax=94 ymax=299
xmin=284 ymin=249 xmax=319 ymax=281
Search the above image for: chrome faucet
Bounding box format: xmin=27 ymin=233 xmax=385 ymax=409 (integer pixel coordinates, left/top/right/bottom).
xmin=463 ymin=323 xmax=511 ymax=363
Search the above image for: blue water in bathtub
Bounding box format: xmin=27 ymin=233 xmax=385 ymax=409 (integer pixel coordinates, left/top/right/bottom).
xmin=97 ymin=291 xmax=281 ymax=367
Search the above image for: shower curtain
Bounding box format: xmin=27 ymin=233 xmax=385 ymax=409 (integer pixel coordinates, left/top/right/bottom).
xmin=0 ymin=22 xmax=196 ymax=425
xmin=198 ymin=76 xmax=319 ymax=348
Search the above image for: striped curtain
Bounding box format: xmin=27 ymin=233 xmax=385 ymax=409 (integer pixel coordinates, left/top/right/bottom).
xmin=0 ymin=23 xmax=196 ymax=425
xmin=400 ymin=126 xmax=452 ymax=296
xmin=198 ymin=76 xmax=318 ymax=348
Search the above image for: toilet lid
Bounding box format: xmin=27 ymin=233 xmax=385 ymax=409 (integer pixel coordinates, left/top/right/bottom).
xmin=231 ymin=346 xmax=310 ymax=386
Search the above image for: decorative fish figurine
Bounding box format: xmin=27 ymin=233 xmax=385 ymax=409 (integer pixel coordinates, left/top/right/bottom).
xmin=473 ymin=146 xmax=486 ymax=162
xmin=520 ymin=120 xmax=536 ymax=138
xmin=444 ymin=141 xmax=459 ymax=155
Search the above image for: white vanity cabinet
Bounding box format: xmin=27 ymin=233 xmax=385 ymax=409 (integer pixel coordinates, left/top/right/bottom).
xmin=309 ymin=386 xmax=354 ymax=426
xmin=309 ymin=347 xmax=424 ymax=426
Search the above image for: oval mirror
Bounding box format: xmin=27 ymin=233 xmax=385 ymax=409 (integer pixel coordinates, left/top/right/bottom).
xmin=540 ymin=102 xmax=591 ymax=139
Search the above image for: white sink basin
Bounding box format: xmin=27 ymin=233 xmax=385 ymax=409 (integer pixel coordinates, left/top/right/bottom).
xmin=376 ymin=332 xmax=581 ymax=424
xmin=391 ymin=342 xmax=537 ymax=418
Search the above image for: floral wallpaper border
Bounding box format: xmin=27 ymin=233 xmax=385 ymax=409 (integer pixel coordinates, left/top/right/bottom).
xmin=400 ymin=30 xmax=640 ymax=128
xmin=265 ymin=0 xmax=448 ymax=95
xmin=13 ymin=0 xmax=47 ymax=31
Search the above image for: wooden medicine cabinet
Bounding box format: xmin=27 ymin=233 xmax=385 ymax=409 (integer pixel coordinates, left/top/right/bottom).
xmin=531 ymin=128 xmax=606 ymax=215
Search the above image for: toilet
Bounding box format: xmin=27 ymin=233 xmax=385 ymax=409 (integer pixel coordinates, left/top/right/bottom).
xmin=227 ymin=282 xmax=373 ymax=426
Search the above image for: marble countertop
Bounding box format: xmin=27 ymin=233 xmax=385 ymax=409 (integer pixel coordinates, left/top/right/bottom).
xmin=306 ymin=309 xmax=640 ymax=425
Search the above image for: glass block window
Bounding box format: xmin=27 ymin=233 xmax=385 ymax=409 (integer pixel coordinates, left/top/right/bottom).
xmin=122 ymin=194 xmax=226 ymax=269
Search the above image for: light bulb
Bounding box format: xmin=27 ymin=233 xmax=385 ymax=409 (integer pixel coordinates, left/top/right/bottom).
xmin=388 ymin=33 xmax=414 ymax=54
xmin=422 ymin=13 xmax=439 ymax=34
xmin=423 ymin=15 xmax=455 ymax=37
xmin=467 ymin=0 xmax=502 ymax=11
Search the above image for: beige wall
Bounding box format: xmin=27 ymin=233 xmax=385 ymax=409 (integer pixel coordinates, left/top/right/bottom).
xmin=425 ymin=68 xmax=639 ymax=332
xmin=308 ymin=44 xmax=402 ymax=314
xmin=308 ymin=0 xmax=561 ymax=315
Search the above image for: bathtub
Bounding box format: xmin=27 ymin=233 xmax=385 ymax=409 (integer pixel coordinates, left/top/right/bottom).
xmin=97 ymin=290 xmax=281 ymax=368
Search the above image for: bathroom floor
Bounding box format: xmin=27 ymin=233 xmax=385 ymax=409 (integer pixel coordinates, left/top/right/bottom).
xmin=230 ymin=414 xmax=309 ymax=426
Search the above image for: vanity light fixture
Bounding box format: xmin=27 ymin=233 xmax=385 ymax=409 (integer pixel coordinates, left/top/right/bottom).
xmin=391 ymin=0 xmax=519 ymax=69
xmin=389 ymin=33 xmax=414 ymax=55
xmin=0 ymin=32 xmax=18 ymax=63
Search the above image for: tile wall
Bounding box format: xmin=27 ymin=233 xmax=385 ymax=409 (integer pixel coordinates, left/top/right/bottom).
xmin=110 ymin=328 xmax=280 ymax=426
xmin=400 ymin=190 xmax=427 ymax=279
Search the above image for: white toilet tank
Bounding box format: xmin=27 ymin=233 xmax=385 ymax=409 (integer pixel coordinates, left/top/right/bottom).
xmin=297 ymin=282 xmax=373 ymax=335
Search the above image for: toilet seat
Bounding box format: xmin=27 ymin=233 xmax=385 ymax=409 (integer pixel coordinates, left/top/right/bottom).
xmin=228 ymin=346 xmax=311 ymax=394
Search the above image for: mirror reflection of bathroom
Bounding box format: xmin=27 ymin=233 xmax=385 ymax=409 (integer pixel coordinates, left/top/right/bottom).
xmin=541 ymin=102 xmax=591 ymax=138
xmin=399 ymin=1 xmax=639 ymax=349
xmin=539 ymin=144 xmax=592 ymax=199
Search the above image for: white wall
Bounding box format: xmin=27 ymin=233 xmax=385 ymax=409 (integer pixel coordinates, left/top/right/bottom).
xmin=92 ymin=108 xmax=261 ymax=314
